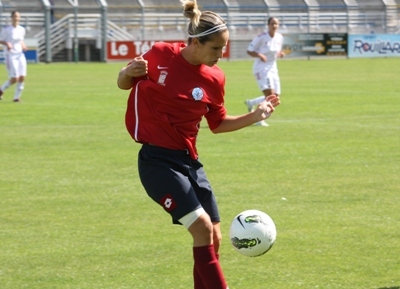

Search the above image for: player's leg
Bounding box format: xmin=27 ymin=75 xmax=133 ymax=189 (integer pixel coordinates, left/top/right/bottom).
xmin=13 ymin=54 xmax=27 ymax=102
xmin=262 ymin=88 xmax=274 ymax=98
xmin=261 ymin=71 xmax=277 ymax=98
xmin=244 ymin=95 xmax=265 ymax=112
xmin=255 ymin=72 xmax=279 ymax=126
xmin=245 ymin=71 xmax=267 ymax=112
xmin=0 ymin=77 xmax=15 ymax=93
xmin=188 ymin=215 xmax=227 ymax=289
xmin=271 ymin=72 xmax=281 ymax=98
xmin=13 ymin=75 xmax=25 ymax=102
xmin=0 ymin=55 xmax=18 ymax=99
xmin=137 ymin=144 xmax=228 ymax=289
xmin=212 ymin=222 xmax=222 ymax=253
xmin=187 ymin=164 xmax=227 ymax=289
xmin=191 ymin=214 xmax=211 ymax=289
xmin=245 ymin=70 xmax=273 ymax=113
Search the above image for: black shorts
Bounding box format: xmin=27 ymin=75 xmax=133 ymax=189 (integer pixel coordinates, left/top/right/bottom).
xmin=138 ymin=144 xmax=220 ymax=225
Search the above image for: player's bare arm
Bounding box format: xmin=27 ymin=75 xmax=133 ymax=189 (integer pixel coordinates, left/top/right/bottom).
xmin=0 ymin=40 xmax=12 ymax=50
xmin=247 ymin=50 xmax=267 ymax=62
xmin=212 ymin=97 xmax=279 ymax=134
xmin=117 ymin=56 xmax=148 ymax=90
xmin=21 ymin=41 xmax=27 ymax=51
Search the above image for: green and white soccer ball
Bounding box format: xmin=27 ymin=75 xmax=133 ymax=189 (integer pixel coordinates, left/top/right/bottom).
xmin=229 ymin=209 xmax=277 ymax=257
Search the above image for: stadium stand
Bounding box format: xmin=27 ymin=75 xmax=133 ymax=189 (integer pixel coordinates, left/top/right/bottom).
xmin=51 ymin=0 xmax=103 ymax=15
xmin=313 ymin=0 xmax=347 ymax=9
xmin=224 ymin=0 xmax=268 ymax=13
xmin=273 ymin=0 xmax=308 ymax=10
xmin=355 ymin=0 xmax=384 ymax=8
xmin=0 ymin=0 xmax=398 ymax=62
xmin=141 ymin=0 xmax=181 ymax=13
xmin=0 ymin=0 xmax=43 ymax=13
xmin=107 ymin=0 xmax=142 ymax=14
xmin=199 ymin=0 xmax=227 ymax=13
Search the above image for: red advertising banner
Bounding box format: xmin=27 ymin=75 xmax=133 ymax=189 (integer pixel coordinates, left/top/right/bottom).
xmin=107 ymin=40 xmax=230 ymax=61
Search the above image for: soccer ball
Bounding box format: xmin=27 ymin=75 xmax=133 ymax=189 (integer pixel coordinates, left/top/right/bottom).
xmin=229 ymin=209 xmax=277 ymax=257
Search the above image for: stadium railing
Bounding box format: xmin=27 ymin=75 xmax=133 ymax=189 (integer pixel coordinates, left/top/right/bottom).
xmin=0 ymin=1 xmax=398 ymax=62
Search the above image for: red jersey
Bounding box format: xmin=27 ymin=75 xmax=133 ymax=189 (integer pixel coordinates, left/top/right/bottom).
xmin=125 ymin=42 xmax=227 ymax=160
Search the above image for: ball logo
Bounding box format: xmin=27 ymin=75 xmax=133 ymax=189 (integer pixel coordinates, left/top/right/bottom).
xmin=231 ymin=236 xmax=261 ymax=250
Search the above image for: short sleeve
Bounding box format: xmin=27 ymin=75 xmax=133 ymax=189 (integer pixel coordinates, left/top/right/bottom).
xmin=205 ymin=74 xmax=227 ymax=130
xmin=247 ymin=35 xmax=261 ymax=52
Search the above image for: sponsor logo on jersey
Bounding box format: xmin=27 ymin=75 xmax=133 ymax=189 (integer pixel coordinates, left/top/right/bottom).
xmin=160 ymin=194 xmax=177 ymax=212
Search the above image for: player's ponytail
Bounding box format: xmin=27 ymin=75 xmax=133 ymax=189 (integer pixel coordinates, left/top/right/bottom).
xmin=181 ymin=0 xmax=227 ymax=44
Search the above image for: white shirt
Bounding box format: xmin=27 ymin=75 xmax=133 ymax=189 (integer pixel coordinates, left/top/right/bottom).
xmin=247 ymin=31 xmax=283 ymax=74
xmin=1 ymin=25 xmax=26 ymax=55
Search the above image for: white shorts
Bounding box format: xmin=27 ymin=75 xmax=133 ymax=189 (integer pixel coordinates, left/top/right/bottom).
xmin=5 ymin=53 xmax=27 ymax=78
xmin=255 ymin=70 xmax=281 ymax=95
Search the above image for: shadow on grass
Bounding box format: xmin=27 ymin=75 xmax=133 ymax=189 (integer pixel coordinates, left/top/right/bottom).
xmin=376 ymin=287 xmax=400 ymax=289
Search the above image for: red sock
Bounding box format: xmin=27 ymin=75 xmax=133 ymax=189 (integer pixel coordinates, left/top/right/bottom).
xmin=193 ymin=244 xmax=227 ymax=289
xmin=194 ymin=266 xmax=207 ymax=289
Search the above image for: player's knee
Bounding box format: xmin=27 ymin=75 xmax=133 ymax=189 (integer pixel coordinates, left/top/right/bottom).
xmin=188 ymin=213 xmax=213 ymax=242
xmin=263 ymin=89 xmax=273 ymax=97
xmin=195 ymin=214 xmax=213 ymax=235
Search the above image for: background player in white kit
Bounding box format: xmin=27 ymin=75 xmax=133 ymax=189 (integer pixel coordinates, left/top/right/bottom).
xmin=245 ymin=17 xmax=285 ymax=126
xmin=0 ymin=11 xmax=27 ymax=102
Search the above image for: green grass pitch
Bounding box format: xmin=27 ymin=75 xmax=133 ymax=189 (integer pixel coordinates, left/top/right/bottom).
xmin=0 ymin=57 xmax=399 ymax=289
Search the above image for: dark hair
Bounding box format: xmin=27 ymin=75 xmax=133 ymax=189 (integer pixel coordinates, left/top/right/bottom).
xmin=181 ymin=0 xmax=227 ymax=44
xmin=11 ymin=11 xmax=19 ymax=17
xmin=268 ymin=17 xmax=278 ymax=25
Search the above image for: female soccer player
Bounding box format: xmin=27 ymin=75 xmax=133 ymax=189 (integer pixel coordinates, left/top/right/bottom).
xmin=117 ymin=1 xmax=280 ymax=288
xmin=0 ymin=11 xmax=27 ymax=102
xmin=245 ymin=16 xmax=285 ymax=126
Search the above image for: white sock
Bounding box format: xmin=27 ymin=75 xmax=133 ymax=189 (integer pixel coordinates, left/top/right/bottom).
xmin=14 ymin=82 xmax=24 ymax=100
xmin=1 ymin=80 xmax=11 ymax=92
xmin=248 ymin=96 xmax=265 ymax=107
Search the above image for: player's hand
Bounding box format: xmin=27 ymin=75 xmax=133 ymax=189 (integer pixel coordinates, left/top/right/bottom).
xmin=254 ymin=94 xmax=280 ymax=121
xmin=259 ymin=54 xmax=267 ymax=62
xmin=265 ymin=94 xmax=280 ymax=107
xmin=125 ymin=56 xmax=148 ymax=77
xmin=256 ymin=100 xmax=275 ymax=120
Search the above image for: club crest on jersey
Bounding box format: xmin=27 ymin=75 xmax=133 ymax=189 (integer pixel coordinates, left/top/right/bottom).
xmin=157 ymin=71 xmax=168 ymax=86
xmin=192 ymin=87 xmax=204 ymax=101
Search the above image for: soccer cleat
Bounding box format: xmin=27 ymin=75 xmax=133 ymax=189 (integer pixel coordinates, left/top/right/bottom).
xmin=13 ymin=98 xmax=21 ymax=102
xmin=0 ymin=89 xmax=3 ymax=100
xmin=255 ymin=120 xmax=269 ymax=127
xmin=244 ymin=99 xmax=253 ymax=112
